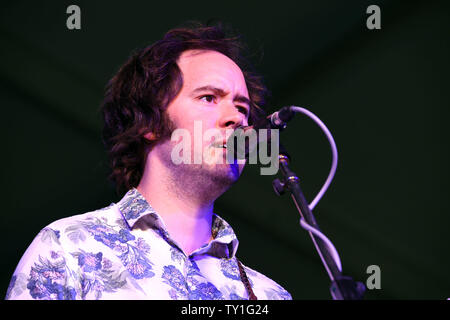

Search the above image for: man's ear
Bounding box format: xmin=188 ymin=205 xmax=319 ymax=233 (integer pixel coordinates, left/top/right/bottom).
xmin=143 ymin=131 xmax=157 ymax=142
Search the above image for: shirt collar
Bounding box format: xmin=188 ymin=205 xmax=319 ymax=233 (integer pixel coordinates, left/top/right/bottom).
xmin=117 ymin=188 xmax=159 ymax=229
xmin=117 ymin=188 xmax=239 ymax=259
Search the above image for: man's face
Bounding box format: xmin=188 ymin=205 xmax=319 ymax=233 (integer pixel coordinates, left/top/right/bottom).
xmin=154 ymin=49 xmax=250 ymax=190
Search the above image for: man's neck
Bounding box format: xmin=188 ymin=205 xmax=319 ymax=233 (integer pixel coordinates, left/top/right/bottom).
xmin=137 ymin=156 xmax=219 ymax=256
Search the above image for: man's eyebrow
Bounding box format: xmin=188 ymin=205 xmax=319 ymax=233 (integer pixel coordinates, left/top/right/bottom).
xmin=191 ymin=85 xmax=251 ymax=107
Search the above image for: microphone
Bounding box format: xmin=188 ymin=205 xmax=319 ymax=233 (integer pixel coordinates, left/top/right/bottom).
xmin=259 ymin=105 xmax=295 ymax=130
xmin=226 ymin=106 xmax=295 ymax=160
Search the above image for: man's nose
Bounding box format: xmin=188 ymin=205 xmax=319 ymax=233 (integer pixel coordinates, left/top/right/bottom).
xmin=218 ymin=105 xmax=246 ymax=129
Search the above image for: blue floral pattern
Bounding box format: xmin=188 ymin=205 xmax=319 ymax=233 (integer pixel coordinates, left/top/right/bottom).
xmin=221 ymin=258 xmax=241 ymax=281
xmin=162 ymin=265 xmax=188 ymax=299
xmin=77 ymin=251 xmax=103 ymax=273
xmin=188 ymin=282 xmax=223 ymax=300
xmin=6 ymin=188 xmax=292 ymax=300
xmin=27 ymin=254 xmax=76 ymax=300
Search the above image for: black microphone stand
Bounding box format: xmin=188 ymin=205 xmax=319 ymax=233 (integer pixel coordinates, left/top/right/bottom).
xmin=272 ymin=144 xmax=366 ymax=300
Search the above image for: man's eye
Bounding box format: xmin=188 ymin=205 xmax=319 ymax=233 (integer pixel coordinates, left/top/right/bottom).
xmin=237 ymin=106 xmax=249 ymax=116
xmin=199 ymin=95 xmax=216 ymax=103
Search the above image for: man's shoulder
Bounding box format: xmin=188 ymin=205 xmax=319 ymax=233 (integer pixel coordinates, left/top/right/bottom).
xmin=239 ymin=260 xmax=292 ymax=300
xmin=38 ymin=202 xmax=121 ymax=246
xmin=46 ymin=202 xmax=118 ymax=229
xmin=6 ymin=203 xmax=122 ymax=300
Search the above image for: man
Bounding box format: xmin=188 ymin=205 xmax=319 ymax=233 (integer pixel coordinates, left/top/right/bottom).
xmin=6 ymin=22 xmax=292 ymax=300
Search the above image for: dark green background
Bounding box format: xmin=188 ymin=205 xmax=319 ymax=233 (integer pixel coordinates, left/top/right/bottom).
xmin=1 ymin=0 xmax=448 ymax=299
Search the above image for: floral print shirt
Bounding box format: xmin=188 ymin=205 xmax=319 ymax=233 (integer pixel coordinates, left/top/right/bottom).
xmin=6 ymin=188 xmax=292 ymax=300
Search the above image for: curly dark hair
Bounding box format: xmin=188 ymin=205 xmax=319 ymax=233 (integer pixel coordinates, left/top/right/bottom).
xmin=101 ymin=21 xmax=269 ymax=194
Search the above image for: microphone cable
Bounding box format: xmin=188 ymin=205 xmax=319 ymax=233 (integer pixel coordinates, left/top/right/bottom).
xmin=287 ymin=106 xmax=342 ymax=273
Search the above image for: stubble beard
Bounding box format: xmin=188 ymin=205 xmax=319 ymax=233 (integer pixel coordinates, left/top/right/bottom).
xmin=159 ymin=142 xmax=242 ymax=202
xmin=154 ymin=120 xmax=243 ymax=202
